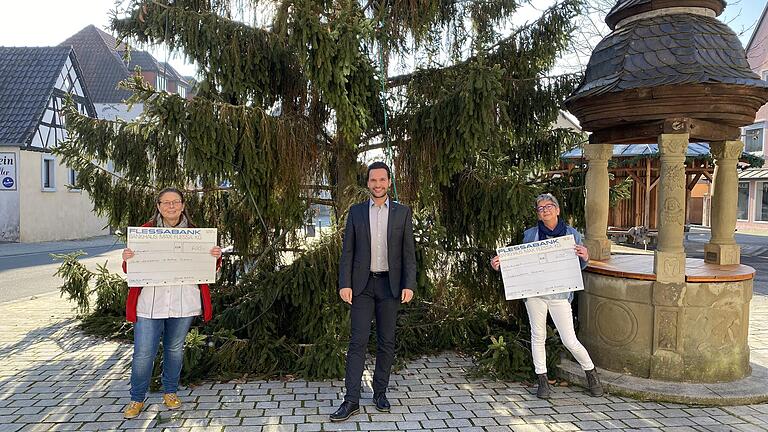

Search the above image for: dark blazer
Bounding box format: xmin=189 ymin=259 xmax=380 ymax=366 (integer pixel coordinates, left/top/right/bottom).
xmin=338 ymin=199 xmax=417 ymax=297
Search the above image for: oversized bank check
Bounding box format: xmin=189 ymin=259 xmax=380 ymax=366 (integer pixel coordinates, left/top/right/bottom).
xmin=126 ymin=226 xmax=218 ymax=286
xmin=496 ymin=234 xmax=584 ymax=300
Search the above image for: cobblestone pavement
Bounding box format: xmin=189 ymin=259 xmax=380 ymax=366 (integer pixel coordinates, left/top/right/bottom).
xmin=2 ymin=293 xmax=768 ymax=431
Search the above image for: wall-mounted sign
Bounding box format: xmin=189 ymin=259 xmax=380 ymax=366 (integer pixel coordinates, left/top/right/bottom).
xmin=0 ymin=152 xmax=17 ymax=191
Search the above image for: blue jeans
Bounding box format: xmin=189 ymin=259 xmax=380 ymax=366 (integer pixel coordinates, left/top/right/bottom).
xmin=130 ymin=316 xmax=195 ymax=402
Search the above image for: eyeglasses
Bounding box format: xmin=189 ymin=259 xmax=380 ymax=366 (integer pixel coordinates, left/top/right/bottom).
xmin=158 ymin=200 xmax=183 ymax=207
xmin=536 ymin=204 xmax=557 ymax=213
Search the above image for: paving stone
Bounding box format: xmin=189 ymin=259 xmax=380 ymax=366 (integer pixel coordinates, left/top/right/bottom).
xmin=4 ymin=284 xmax=768 ymax=432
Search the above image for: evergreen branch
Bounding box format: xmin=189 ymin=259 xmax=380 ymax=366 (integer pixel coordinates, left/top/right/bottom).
xmin=387 ymin=68 xmax=582 ymax=88
xmin=70 ymin=154 xmax=156 ymax=191
xmin=306 ymin=198 xmax=335 ymax=206
xmin=386 ymin=0 xmax=579 ymax=88
xmin=113 ymin=0 xmax=306 ymax=106
xmin=300 ymin=185 xmax=334 ymax=192
xmin=356 ymin=142 xmax=391 ymax=153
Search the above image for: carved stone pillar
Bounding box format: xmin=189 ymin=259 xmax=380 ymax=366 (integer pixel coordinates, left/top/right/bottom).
xmin=584 ymin=144 xmax=613 ymax=261
xmin=654 ymin=133 xmax=688 ymax=284
xmin=705 ymin=140 xmax=744 ymax=265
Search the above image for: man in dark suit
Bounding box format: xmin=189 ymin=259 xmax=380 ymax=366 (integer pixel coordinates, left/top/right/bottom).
xmin=330 ymin=161 xmax=417 ymax=422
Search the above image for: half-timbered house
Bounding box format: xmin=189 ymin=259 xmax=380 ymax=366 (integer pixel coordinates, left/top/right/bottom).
xmin=0 ymin=46 xmax=107 ymax=242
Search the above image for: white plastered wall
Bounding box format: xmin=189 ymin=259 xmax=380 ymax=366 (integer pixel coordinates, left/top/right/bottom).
xmin=18 ymin=150 xmax=108 ymax=242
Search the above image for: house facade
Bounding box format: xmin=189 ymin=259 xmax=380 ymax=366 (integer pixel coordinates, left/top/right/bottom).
xmin=60 ymin=25 xmax=192 ymax=122
xmin=739 ymin=3 xmax=768 ymax=231
xmin=0 ymin=47 xmax=107 ymax=242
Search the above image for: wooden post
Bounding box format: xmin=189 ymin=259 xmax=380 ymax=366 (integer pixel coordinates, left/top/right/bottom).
xmin=644 ymin=158 xmax=651 ymax=228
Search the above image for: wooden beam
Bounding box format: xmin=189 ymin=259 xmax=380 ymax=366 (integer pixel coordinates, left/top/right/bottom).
xmin=688 ymin=118 xmax=741 ymax=141
xmin=590 ymin=117 xmax=740 ymax=145
xmin=591 ymin=121 xmax=664 ymax=144
xmin=644 ymin=158 xmax=652 ymax=227
xmin=568 ymin=84 xmax=768 ymax=133
xmin=650 ymin=177 xmax=660 ymax=190
xmin=662 ymin=118 xmax=693 ymax=134
xmin=686 ymin=173 xmax=693 ymax=224
xmin=687 ymin=173 xmax=704 ymax=190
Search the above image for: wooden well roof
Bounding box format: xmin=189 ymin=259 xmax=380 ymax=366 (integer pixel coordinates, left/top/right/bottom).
xmin=565 ymin=2 xmax=768 ymax=143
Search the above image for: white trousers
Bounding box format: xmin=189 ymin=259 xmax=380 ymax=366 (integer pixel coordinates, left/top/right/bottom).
xmin=525 ymin=296 xmax=595 ymax=374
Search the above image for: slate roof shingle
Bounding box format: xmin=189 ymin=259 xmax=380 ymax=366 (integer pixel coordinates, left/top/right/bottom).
xmin=0 ymin=47 xmax=75 ymax=145
xmin=567 ymin=13 xmax=768 ymax=105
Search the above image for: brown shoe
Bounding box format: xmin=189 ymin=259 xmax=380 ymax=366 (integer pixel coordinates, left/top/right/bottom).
xmin=163 ymin=393 xmax=182 ymax=409
xmin=123 ymin=401 xmax=144 ymax=419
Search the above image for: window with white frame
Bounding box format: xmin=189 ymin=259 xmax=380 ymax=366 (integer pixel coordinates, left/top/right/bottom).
xmin=756 ymin=182 xmax=768 ymax=222
xmin=68 ymin=168 xmax=80 ymax=191
xmin=745 ymin=128 xmax=764 ymax=153
xmin=178 ymin=85 xmax=186 ymax=98
xmin=42 ymin=154 xmax=56 ymax=191
xmin=737 ymin=182 xmax=749 ymax=220
xmin=156 ymin=74 xmax=167 ymax=91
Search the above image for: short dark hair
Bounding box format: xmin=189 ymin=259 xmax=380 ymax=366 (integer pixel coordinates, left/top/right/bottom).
xmin=156 ymin=187 xmax=185 ymax=203
xmin=367 ymin=161 xmax=391 ymax=180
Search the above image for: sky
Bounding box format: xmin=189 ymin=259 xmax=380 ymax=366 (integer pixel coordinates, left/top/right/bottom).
xmin=0 ymin=0 xmax=766 ymax=78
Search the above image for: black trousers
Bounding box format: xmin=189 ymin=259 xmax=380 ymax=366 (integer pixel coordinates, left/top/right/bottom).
xmin=343 ymin=274 xmax=400 ymax=403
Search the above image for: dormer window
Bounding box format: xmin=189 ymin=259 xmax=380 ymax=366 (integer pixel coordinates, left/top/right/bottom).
xmin=156 ymin=74 xmax=167 ymax=91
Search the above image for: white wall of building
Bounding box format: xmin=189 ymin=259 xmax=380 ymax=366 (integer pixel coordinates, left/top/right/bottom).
xmin=96 ymin=103 xmax=144 ymax=122
xmin=17 ymin=150 xmax=108 ymax=242
xmin=0 ymin=147 xmax=21 ymax=242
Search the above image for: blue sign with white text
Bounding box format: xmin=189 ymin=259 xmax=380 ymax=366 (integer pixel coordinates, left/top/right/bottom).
xmin=0 ymin=152 xmax=16 ymax=190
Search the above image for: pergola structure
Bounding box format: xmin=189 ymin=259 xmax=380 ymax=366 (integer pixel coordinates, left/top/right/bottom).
xmin=564 ymin=0 xmax=768 ymax=383
xmin=561 ymin=143 xmax=718 ymax=230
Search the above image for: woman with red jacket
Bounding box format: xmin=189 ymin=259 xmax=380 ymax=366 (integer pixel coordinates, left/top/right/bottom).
xmin=122 ymin=187 xmax=221 ymax=419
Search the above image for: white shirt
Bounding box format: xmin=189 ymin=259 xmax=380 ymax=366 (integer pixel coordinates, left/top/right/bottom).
xmin=136 ymin=283 xmax=202 ymax=319
xmin=369 ymin=198 xmax=389 ymax=272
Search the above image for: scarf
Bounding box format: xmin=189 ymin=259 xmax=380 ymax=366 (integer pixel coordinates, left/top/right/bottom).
xmin=155 ymin=213 xmax=189 ymax=228
xmin=537 ymin=218 xmax=567 ymax=240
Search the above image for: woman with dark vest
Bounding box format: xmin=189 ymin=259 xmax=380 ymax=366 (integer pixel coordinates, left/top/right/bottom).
xmin=122 ymin=187 xmax=221 ymax=419
xmin=491 ymin=193 xmax=603 ymax=399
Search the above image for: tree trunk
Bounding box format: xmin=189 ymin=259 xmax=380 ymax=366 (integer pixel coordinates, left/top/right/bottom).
xmin=333 ymin=133 xmax=359 ymax=220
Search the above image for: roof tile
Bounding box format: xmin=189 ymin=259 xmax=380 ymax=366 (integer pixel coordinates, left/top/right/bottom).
xmin=0 ymin=47 xmax=72 ymax=145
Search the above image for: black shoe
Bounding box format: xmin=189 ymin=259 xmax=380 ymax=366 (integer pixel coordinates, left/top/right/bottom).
xmin=536 ymin=373 xmax=552 ymax=399
xmin=585 ymin=368 xmax=604 ymax=397
xmin=329 ymin=401 xmax=360 ymax=422
xmin=373 ymin=394 xmax=391 ymax=412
